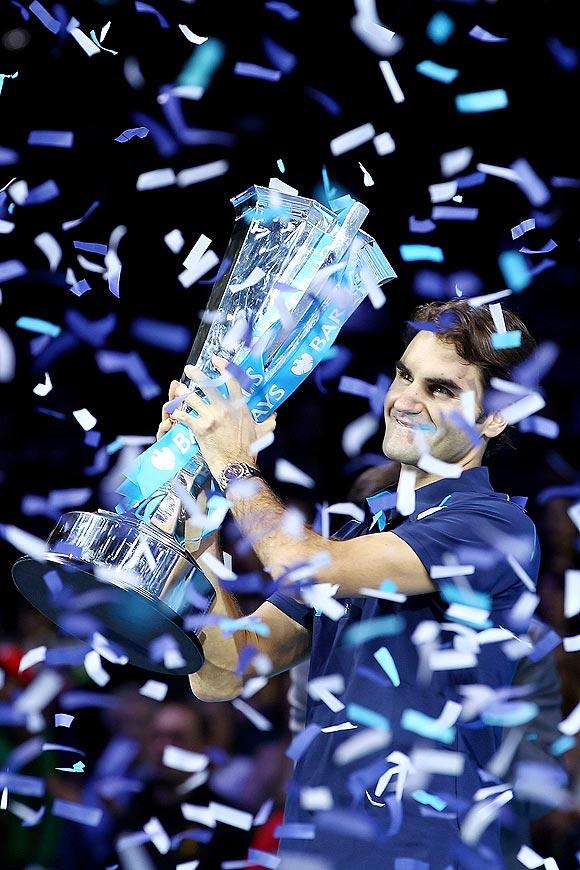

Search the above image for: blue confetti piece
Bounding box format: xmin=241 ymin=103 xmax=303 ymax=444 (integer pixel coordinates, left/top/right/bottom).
xmin=416 ymin=60 xmax=459 ymax=84
xmin=69 ymin=278 xmax=91 ymax=297
xmin=455 ymin=89 xmax=508 ymax=113
xmin=286 ymin=723 xmax=320 ymax=762
xmin=263 ymin=35 xmax=297 ymax=74
xmin=62 ymin=200 xmax=100 ymax=232
xmin=274 ymin=823 xmax=315 ymax=839
xmin=234 ymin=62 xmax=282 ymax=82
xmin=373 ymin=646 xmax=401 ymax=687
xmin=114 ymin=126 xmax=149 ymax=143
xmin=28 ymin=130 xmax=73 ymax=148
xmin=0 ymin=146 xmax=19 ymax=165
xmin=498 ymin=250 xmax=531 ymax=292
xmin=344 ymin=615 xmax=405 ymax=646
xmin=265 ymin=1 xmax=300 ymax=20
xmin=276 ymin=157 xmax=285 ymax=173
xmin=412 ymin=790 xmax=447 ymax=811
xmin=440 ymin=583 xmax=491 ymax=612
xmin=131 ymin=317 xmax=192 ymax=352
xmin=456 ymin=171 xmax=486 ymax=189
xmin=73 ymin=241 xmax=107 ymax=255
xmin=427 ymin=12 xmax=454 ymax=45
xmin=16 ymin=316 xmax=61 ymax=337
xmin=491 ymin=329 xmax=522 ymax=349
xmin=547 ymin=36 xmax=578 ymax=72
xmin=550 ymin=735 xmax=575 ymax=756
xmin=29 ymin=0 xmax=61 ymax=33
xmin=400 ymin=244 xmax=444 ymax=262
xmin=431 ymin=206 xmax=479 ymax=221
xmin=401 ymin=709 xmax=456 ymax=744
xmin=305 ymin=86 xmax=342 ymax=116
xmin=25 ymin=179 xmax=59 ymax=205
xmin=134 ymin=1 xmax=169 ymax=28
xmin=346 ymin=703 xmax=389 ymax=731
xmin=0 ymin=259 xmax=26 ymax=282
xmin=409 ymin=217 xmax=436 ymax=233
xmin=482 ymin=701 xmax=539 ymax=727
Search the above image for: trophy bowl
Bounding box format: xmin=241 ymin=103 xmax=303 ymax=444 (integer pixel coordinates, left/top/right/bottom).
xmin=11 ymin=510 xmax=216 ymax=676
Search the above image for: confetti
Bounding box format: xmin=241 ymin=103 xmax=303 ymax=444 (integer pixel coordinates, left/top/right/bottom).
xmin=136 ymin=168 xmax=176 ymax=191
xmin=18 ymin=646 xmax=47 ymax=671
xmin=373 ymin=647 xmax=401 ymax=686
xmin=274 ymin=458 xmax=315 ymax=488
xmin=455 ymin=89 xmax=508 ymax=113
xmin=209 ymin=801 xmax=254 ymax=831
xmin=379 ymin=61 xmax=405 ymax=103
xmin=399 ymin=244 xmax=443 ymax=262
xmin=163 ymin=745 xmax=208 ymax=772
xmin=164 ymin=228 xmax=184 ymax=252
xmin=73 ymin=408 xmax=97 ymax=431
xmin=232 ymin=698 xmax=273 ymax=731
xmin=177 ymin=159 xmax=229 ymax=187
xmin=265 ymin=1 xmax=300 ymax=20
xmin=114 ymin=126 xmax=149 ymax=143
xmin=55 ymin=713 xmax=74 ymax=727
xmin=469 ymin=25 xmax=509 ymax=43
xmin=330 ymin=123 xmax=375 ymax=156
xmin=143 ymin=816 xmax=171 ymax=854
xmin=0 ymin=328 xmax=16 ymax=382
xmin=34 ymin=232 xmax=62 ymax=270
xmin=416 ymin=60 xmax=458 ymax=84
xmin=135 ymin=1 xmax=169 ymax=28
xmin=178 ymin=25 xmax=208 ymax=45
xmin=28 ymin=130 xmax=74 ymax=148
xmin=427 ymin=12 xmax=454 ymax=45
xmin=29 ymin=1 xmax=61 ymax=33
xmin=374 ymin=131 xmax=395 ymax=155
xmin=234 ymin=63 xmax=282 ymax=82
xmin=83 ymin=650 xmax=110 ymax=686
xmin=52 ymin=798 xmax=103 ymax=826
xmin=16 ymin=316 xmax=61 ymax=337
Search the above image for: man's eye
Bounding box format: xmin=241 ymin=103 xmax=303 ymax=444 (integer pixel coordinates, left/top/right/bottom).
xmin=433 ymin=386 xmax=452 ymax=397
xmin=396 ymin=369 xmax=410 ymax=380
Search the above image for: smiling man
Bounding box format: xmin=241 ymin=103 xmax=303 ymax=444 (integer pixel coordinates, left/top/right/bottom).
xmin=170 ymin=299 xmax=541 ymax=869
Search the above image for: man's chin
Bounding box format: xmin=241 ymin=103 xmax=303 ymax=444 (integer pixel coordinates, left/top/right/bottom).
xmin=382 ymin=439 xmax=419 ymax=465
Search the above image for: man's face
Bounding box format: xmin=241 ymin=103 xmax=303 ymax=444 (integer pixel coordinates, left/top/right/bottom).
xmin=147 ymin=705 xmax=205 ymax=782
xmin=382 ymin=330 xmax=487 ymax=466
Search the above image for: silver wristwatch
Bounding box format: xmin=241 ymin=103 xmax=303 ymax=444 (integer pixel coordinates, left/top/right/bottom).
xmin=218 ymin=462 xmax=262 ymax=492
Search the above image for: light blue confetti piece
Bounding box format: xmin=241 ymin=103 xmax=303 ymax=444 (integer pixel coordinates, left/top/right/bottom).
xmin=344 ymin=615 xmax=405 ymax=646
xmin=456 ymin=89 xmax=508 ymax=113
xmin=412 ymin=790 xmax=447 ymax=811
xmin=277 ymin=158 xmax=285 ymax=173
xmin=401 ymin=709 xmax=455 ymax=744
xmin=105 ymin=437 xmax=124 ymax=455
xmin=400 ymin=244 xmax=444 ymax=263
xmin=482 ymin=701 xmax=538 ymax=727
xmin=440 ymin=583 xmax=491 ymax=612
xmin=16 ymin=317 xmax=61 ymax=337
xmin=491 ymin=330 xmax=522 ymax=349
xmin=498 ymin=250 xmax=531 ymax=292
xmin=0 ymin=71 xmax=19 ymax=96
xmin=427 ymin=12 xmax=454 ymax=45
xmin=28 ymin=130 xmax=74 ymax=148
xmin=346 ymin=703 xmax=389 ymax=731
xmin=550 ymin=735 xmax=575 ymax=756
xmin=177 ymin=38 xmax=225 ymax=89
xmin=416 ymin=60 xmax=459 ymax=84
xmin=373 ymin=646 xmax=401 ymax=687
xmin=380 ymin=579 xmax=397 ymax=592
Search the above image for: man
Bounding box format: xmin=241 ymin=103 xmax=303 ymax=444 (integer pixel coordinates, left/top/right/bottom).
xmin=165 ymin=299 xmax=542 ymax=868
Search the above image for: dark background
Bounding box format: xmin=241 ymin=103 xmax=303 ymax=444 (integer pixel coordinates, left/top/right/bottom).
xmin=1 ymin=0 xmax=580 ymax=866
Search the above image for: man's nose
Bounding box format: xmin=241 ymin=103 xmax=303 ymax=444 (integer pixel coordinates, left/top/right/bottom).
xmin=391 ymin=384 xmax=424 ymax=412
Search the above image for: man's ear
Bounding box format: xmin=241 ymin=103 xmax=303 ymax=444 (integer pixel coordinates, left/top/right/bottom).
xmin=480 ymin=411 xmax=508 ymax=440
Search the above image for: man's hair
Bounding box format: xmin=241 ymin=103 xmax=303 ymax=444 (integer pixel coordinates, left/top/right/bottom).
xmin=402 ymin=299 xmax=537 ymax=457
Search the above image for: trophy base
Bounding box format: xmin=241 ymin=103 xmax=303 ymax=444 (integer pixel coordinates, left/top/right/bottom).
xmin=12 ymin=557 xmax=204 ymax=676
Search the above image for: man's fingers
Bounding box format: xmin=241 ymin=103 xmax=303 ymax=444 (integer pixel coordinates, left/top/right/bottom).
xmin=156 ymin=418 xmax=174 ymax=440
xmin=211 ymin=355 xmax=244 ymax=400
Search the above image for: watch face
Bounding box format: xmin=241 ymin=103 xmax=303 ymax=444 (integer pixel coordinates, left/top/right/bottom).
xmin=224 ymin=463 xmax=245 ymax=481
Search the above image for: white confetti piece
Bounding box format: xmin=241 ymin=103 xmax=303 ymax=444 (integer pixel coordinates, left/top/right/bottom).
xmin=0 ymin=788 xmax=7 ymax=810
xmin=341 ymin=412 xmax=379 ymax=457
xmin=358 ymin=161 xmax=374 ymax=186
xmin=33 ymin=372 xmax=52 ymax=396
xmin=14 ymin=670 xmax=64 ymax=714
xmin=301 ymin=583 xmax=345 ymax=621
xmin=18 ymin=646 xmax=47 ymax=672
xmin=274 ymin=458 xmax=314 ymax=488
xmin=558 ymin=701 xmax=580 ymax=736
xmin=430 ymin=564 xmax=475 ymax=579
xmin=429 ymin=181 xmax=457 ymax=203
xmin=177 ymin=160 xmax=229 ymax=187
xmin=183 ymin=233 xmax=212 ymax=271
xmin=209 ymin=801 xmax=253 ymax=831
xmin=250 ymin=430 xmax=275 ymax=455
xmin=410 ymin=747 xmax=465 ymax=776
xmin=321 ymin=721 xmax=357 ymax=733
xmin=330 ymin=122 xmax=375 ymax=156
xmin=139 ymin=679 xmax=168 ymax=701
xmin=460 ymin=789 xmax=513 ymax=845
xmin=396 ymin=466 xmax=416 ymax=515
xmin=176 ymin=771 xmax=209 ymax=796
xmin=181 ymin=803 xmax=215 ymax=826
xmin=300 ymin=786 xmax=333 ymax=811
xmin=230 ymin=266 xmax=265 ymax=292
xmin=0 ymin=220 xmax=15 ymax=233
xmin=164 ymin=228 xmax=184 ymax=253
xmin=178 ymin=249 xmax=219 ymax=288
xmin=489 ymin=302 xmax=507 ymax=334
xmin=417 ymin=453 xmax=463 ymax=478
xmin=564 ymin=569 xmax=580 ymax=618
xmin=568 ymin=501 xmax=580 ymax=533
xmin=69 ymin=26 xmax=101 ymax=56
xmin=0 ymin=327 xmax=16 ymax=382
xmin=563 ymin=634 xmax=580 ymax=652
xmin=499 ymin=392 xmax=546 ymax=425
xmin=516 ymin=845 xmax=545 ymax=869
xmin=73 ymin=408 xmax=97 ymax=431
xmin=374 ymin=131 xmax=395 ymax=155
xmin=34 ymin=232 xmax=62 ymax=271
xmin=84 ymin=650 xmax=110 ymax=687
xmin=55 ymin=713 xmax=74 ymax=727
xmin=232 ymin=698 xmax=273 ymax=731
xmin=176 ymin=863 xmax=200 ymax=870
xmin=178 ymin=24 xmax=208 ymax=44
xmin=136 ymin=168 xmax=176 ymax=191
xmin=468 ymin=288 xmax=513 ymax=306
xmin=429 ymin=649 xmax=478 ymax=671
xmin=199 ymin=550 xmax=237 ymax=581
xmin=476 ymin=162 xmax=520 ymax=182
xmin=440 ymin=146 xmax=473 ymax=178
xmin=0 ymin=524 xmax=47 ymax=561
xmin=379 ymin=60 xmax=405 ymax=103
xmin=506 ymin=554 xmax=537 ymax=592
xmin=333 ymin=728 xmax=390 ymax=765
xmin=143 ymin=816 xmax=171 ymax=854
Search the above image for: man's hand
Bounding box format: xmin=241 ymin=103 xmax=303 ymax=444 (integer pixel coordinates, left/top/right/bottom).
xmin=171 ymin=355 xmax=276 ymax=481
xmin=156 ymin=378 xmax=189 ymax=441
